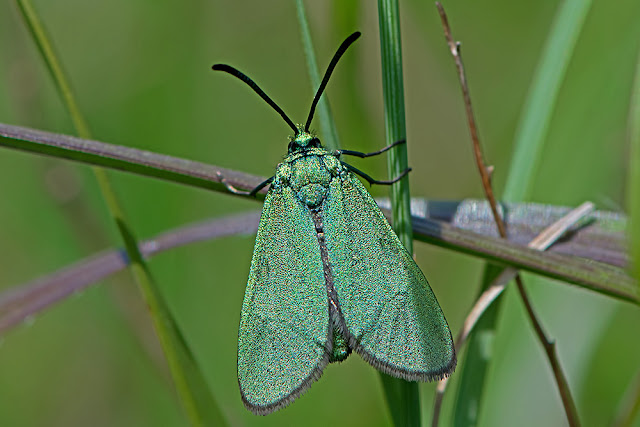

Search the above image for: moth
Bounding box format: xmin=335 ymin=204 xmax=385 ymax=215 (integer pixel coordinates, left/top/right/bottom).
xmin=213 ymin=31 xmax=455 ymax=415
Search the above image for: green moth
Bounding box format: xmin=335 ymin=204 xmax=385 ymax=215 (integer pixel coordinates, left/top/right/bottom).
xmin=213 ymin=32 xmax=455 ymax=415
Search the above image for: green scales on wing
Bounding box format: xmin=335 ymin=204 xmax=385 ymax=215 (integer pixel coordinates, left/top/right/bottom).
xmin=213 ymin=32 xmax=456 ymax=415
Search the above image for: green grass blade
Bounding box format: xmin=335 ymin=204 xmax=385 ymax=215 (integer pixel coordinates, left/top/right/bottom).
xmin=502 ymin=0 xmax=592 ymax=202
xmin=627 ymin=45 xmax=640 ymax=281
xmin=378 ymin=0 xmax=412 ymax=246
xmin=330 ymin=0 xmax=370 ymax=148
xmin=295 ymin=0 xmax=340 ymax=150
xmin=452 ymin=264 xmax=505 ymax=427
xmin=13 ymin=1 xmax=225 ymax=425
xmin=116 ymin=222 xmax=227 ymax=427
xmin=453 ymin=0 xmax=594 ymax=426
xmin=377 ymin=0 xmax=420 ymax=425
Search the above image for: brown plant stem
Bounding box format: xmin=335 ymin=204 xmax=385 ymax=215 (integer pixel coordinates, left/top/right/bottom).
xmin=434 ymin=3 xmax=581 ymax=427
xmin=432 ymin=202 xmax=593 ymax=425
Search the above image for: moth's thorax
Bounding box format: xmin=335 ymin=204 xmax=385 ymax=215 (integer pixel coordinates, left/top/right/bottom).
xmin=273 ymin=148 xmax=344 ymax=209
xmin=287 ymin=130 xmax=322 ymax=154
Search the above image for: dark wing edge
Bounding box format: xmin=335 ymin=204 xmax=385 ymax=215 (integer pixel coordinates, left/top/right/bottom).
xmin=356 ymin=340 xmax=456 ymax=382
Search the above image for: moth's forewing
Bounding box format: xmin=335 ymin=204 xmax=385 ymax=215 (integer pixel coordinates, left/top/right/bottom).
xmin=238 ymin=187 xmax=332 ymax=414
xmin=322 ymin=171 xmax=456 ymax=381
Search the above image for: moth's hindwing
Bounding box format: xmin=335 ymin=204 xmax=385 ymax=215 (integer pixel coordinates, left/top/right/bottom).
xmin=238 ymin=187 xmax=331 ymax=414
xmin=322 ymin=172 xmax=456 ymax=381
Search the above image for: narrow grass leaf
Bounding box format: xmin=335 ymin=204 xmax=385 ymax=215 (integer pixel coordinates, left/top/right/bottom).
xmin=502 ymin=0 xmax=593 ymax=202
xmin=627 ymin=45 xmax=640 ymax=281
xmin=13 ymin=1 xmax=225 ymax=424
xmin=377 ymin=0 xmax=421 ymax=425
xmin=295 ymin=0 xmax=340 ymax=150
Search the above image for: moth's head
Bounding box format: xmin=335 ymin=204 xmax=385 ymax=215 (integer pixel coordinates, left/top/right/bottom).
xmin=288 ymin=128 xmax=321 ymax=154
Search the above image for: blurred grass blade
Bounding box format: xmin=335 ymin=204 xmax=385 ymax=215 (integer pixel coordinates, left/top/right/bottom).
xmin=116 ymin=222 xmax=226 ymax=426
xmin=453 ymin=0 xmax=594 ymax=426
xmin=377 ymin=0 xmax=420 ymax=425
xmin=0 ymin=212 xmax=262 ymax=335
xmin=612 ymin=369 xmax=640 ymax=427
xmin=13 ymin=1 xmax=226 ymax=424
xmin=331 ymin=0 xmax=372 ymax=148
xmin=502 ymin=0 xmax=592 ymax=201
xmin=627 ymin=43 xmax=640 ymax=281
xmin=295 ymin=0 xmax=340 ymax=150
xmin=452 ymin=263 xmax=504 ymax=426
xmin=331 ymin=0 xmax=361 ymax=38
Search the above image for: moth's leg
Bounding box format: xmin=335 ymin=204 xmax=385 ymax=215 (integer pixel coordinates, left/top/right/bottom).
xmin=342 ymin=162 xmax=411 ymax=186
xmin=337 ymin=139 xmax=406 ymax=159
xmin=216 ymin=171 xmax=273 ymax=196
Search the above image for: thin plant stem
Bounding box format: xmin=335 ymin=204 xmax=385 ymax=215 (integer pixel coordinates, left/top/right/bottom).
xmin=434 ymin=3 xmax=581 ymax=426
xmin=295 ymin=0 xmax=341 ymax=150
xmin=432 ymin=202 xmax=594 ymax=425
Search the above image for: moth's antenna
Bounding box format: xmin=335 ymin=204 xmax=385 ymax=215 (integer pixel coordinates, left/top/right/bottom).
xmin=213 ymin=64 xmax=298 ymax=135
xmin=304 ymin=32 xmax=361 ymax=133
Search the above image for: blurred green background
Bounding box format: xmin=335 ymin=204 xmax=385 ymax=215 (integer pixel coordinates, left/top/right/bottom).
xmin=1 ymin=0 xmax=639 ymax=426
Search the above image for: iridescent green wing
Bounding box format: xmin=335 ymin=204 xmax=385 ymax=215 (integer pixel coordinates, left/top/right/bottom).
xmin=238 ymin=187 xmax=331 ymax=414
xmin=322 ymin=172 xmax=456 ymax=381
